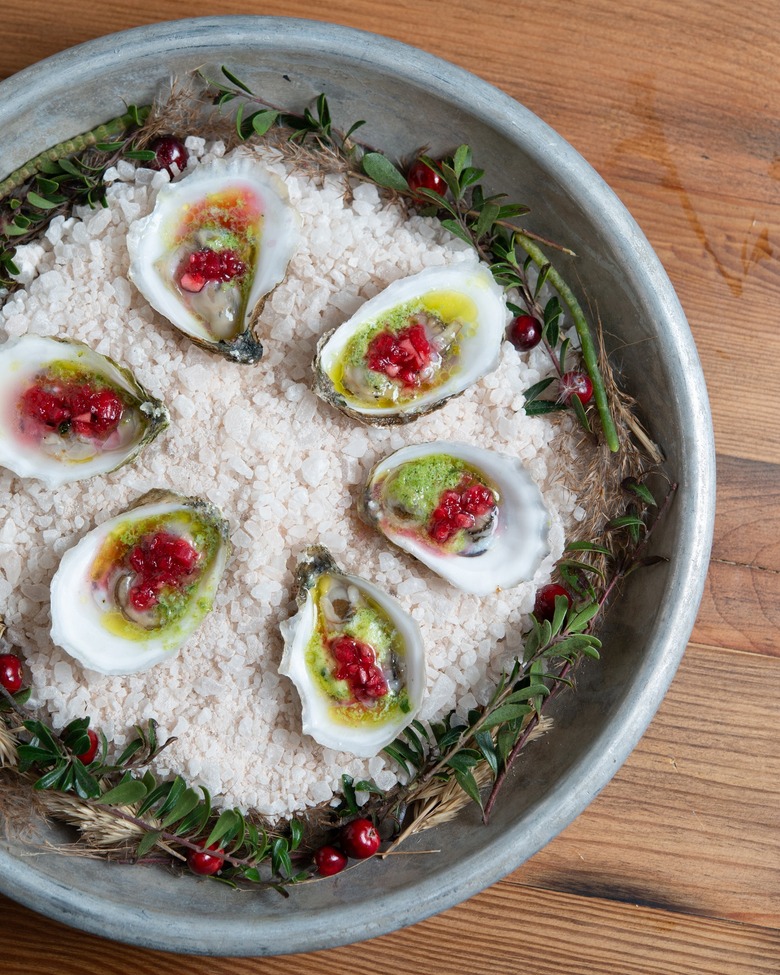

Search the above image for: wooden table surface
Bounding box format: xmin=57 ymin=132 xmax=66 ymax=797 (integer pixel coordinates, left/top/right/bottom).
xmin=1 ymin=1 xmax=778 ymax=972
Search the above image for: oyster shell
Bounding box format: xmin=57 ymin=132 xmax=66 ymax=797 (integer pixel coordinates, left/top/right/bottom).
xmin=279 ymin=546 xmax=426 ymax=757
xmin=50 ymin=490 xmax=230 ymax=674
xmin=0 ymin=334 xmax=168 ymax=487
xmin=313 ymin=262 xmax=507 ymax=424
xmin=127 ymin=154 xmax=299 ymax=363
xmin=360 ymin=442 xmax=550 ymax=595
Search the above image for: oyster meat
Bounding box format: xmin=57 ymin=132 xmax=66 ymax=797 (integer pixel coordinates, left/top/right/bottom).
xmin=313 ymin=262 xmax=507 ymax=424
xmin=279 ymin=547 xmax=426 ymax=757
xmin=360 ymin=442 xmax=550 ymax=595
xmin=127 ymin=154 xmax=299 ymax=363
xmin=0 ymin=334 xmax=168 ymax=487
xmin=50 ymin=490 xmax=230 ymax=674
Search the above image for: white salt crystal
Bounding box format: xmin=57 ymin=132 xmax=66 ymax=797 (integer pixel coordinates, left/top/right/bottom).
xmin=300 ymin=450 xmax=329 ymax=487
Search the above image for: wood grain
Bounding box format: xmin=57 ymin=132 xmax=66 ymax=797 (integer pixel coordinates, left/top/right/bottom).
xmin=519 ymin=644 xmax=780 ymax=927
xmin=1 ymin=882 xmax=778 ymax=975
xmin=2 ymin=0 xmax=779 ymax=972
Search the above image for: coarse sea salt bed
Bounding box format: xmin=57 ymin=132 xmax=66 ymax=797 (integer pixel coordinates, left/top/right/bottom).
xmin=0 ymin=137 xmax=585 ymax=818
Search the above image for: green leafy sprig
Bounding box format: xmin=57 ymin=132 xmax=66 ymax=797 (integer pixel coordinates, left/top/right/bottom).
xmin=0 ymin=105 xmax=152 ymax=292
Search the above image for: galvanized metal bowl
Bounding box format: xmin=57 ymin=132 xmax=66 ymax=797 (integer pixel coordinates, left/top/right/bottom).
xmin=0 ymin=17 xmax=715 ymax=957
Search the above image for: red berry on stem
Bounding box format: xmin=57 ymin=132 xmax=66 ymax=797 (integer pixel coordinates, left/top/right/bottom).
xmin=187 ymin=843 xmax=223 ymax=876
xmin=149 ymin=135 xmax=189 ymax=177
xmin=407 ymin=159 xmax=446 ymax=198
xmin=534 ymin=584 xmax=573 ymax=623
xmin=0 ymin=653 xmax=23 ymax=694
xmin=507 ymin=314 xmax=542 ymax=352
xmin=340 ymin=818 xmax=380 ymax=859
xmin=314 ymin=845 xmax=348 ymax=877
xmin=558 ymin=371 xmax=594 ymax=406
xmin=75 ymin=728 xmax=99 ymax=765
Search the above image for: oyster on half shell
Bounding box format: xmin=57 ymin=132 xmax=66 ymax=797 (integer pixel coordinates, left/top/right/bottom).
xmin=128 ymin=154 xmax=298 ymax=363
xmin=50 ymin=490 xmax=230 ymax=674
xmin=360 ymin=442 xmax=550 ymax=595
xmin=279 ymin=547 xmax=426 ymax=757
xmin=0 ymin=334 xmax=168 ymax=487
xmin=313 ymin=262 xmax=507 ymax=424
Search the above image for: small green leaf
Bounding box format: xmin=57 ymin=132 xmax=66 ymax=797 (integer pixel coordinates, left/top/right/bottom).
xmin=205 ymin=809 xmax=240 ymax=848
xmin=123 ymin=149 xmax=157 ymax=162
xmin=479 ymin=703 xmax=533 ymax=730
xmin=161 ymin=787 xmax=201 ymax=828
xmin=361 ymin=152 xmax=409 ymax=192
xmin=474 ymin=730 xmax=498 ymax=776
xmin=440 ymin=218 xmax=473 ymax=246
xmin=271 ymin=837 xmax=293 ymax=878
xmin=534 ymin=262 xmax=551 ymax=298
xmin=454 ymin=769 xmax=483 ymax=809
xmin=72 ymin=761 xmax=101 ymax=800
xmin=115 ymin=738 xmax=144 ymax=767
xmin=473 ymin=201 xmax=500 ymax=240
xmin=98 ymin=778 xmax=149 ymax=806
xmin=344 ymin=119 xmax=367 ymax=141
xmin=221 ymin=66 xmax=253 ymax=93
xmin=566 ymin=540 xmax=614 ymax=556
xmin=523 ymin=377 xmax=555 ymax=403
xmin=251 ymin=110 xmax=279 ymax=136
xmin=623 ymin=478 xmax=658 ymax=506
xmin=289 ymin=818 xmax=303 ymax=851
xmin=570 ymin=391 xmax=592 ymax=432
xmin=4 ymin=222 xmax=31 ymax=237
xmin=136 ymin=830 xmax=163 ymax=858
xmin=453 ymin=144 xmax=472 ymax=177
xmin=445 ymin=749 xmax=481 ymax=772
xmin=606 ymin=514 xmax=647 ymax=531
xmin=558 ymin=557 xmax=606 ymax=580
xmin=566 ymin=601 xmax=600 ymax=632
xmin=33 ymin=764 xmax=70 ymax=791
xmin=94 ymin=141 xmax=125 ymax=152
xmin=551 ymin=594 xmax=569 ymax=635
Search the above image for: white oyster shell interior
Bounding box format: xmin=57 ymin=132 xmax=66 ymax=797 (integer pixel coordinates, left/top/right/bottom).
xmin=0 ymin=334 xmax=168 ymax=487
xmin=361 ymin=441 xmax=550 ymax=595
xmin=127 ymin=154 xmax=298 ymax=360
xmin=279 ymin=555 xmax=426 ymax=758
xmin=50 ymin=494 xmax=230 ymax=675
xmin=314 ymin=262 xmax=507 ymax=423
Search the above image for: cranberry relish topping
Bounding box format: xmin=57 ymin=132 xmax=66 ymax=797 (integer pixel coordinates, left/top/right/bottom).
xmin=329 ymin=635 xmax=389 ymax=703
xmin=429 ymin=480 xmax=496 ymax=544
xmin=126 ymin=531 xmax=201 ymax=613
xmin=19 ymin=370 xmax=125 ymax=442
xmin=365 ymin=322 xmax=432 ymax=389
xmin=179 ymin=248 xmax=247 ymax=294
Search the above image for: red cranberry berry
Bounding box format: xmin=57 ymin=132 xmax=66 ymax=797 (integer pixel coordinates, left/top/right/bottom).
xmin=533 ymin=584 xmax=573 ymax=623
xmin=558 ymin=371 xmax=594 ymax=406
xmin=149 ymin=135 xmax=189 ymax=177
xmin=507 ymin=314 xmax=542 ymax=352
xmin=340 ymin=818 xmax=380 ymax=860
xmin=0 ymin=653 xmax=23 ymax=694
xmin=75 ymin=729 xmax=99 ymax=765
xmin=314 ymin=845 xmax=348 ymax=877
xmin=187 ymin=843 xmax=223 ymax=876
xmin=407 ymin=159 xmax=446 ymax=199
